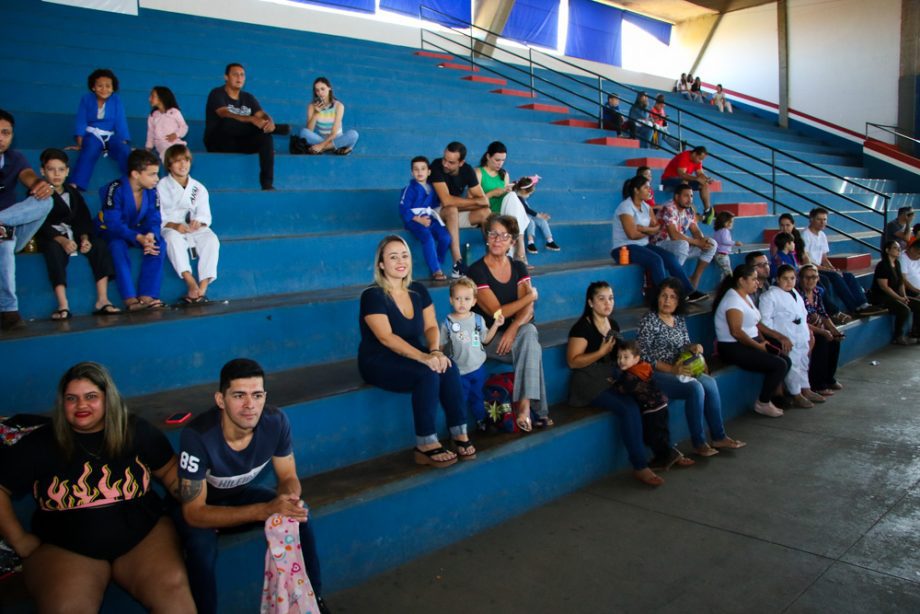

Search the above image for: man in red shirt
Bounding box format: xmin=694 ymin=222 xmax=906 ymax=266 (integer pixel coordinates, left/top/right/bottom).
xmin=662 ymin=146 xmax=714 ymax=224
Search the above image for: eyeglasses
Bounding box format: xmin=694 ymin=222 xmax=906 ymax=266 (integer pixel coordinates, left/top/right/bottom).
xmin=487 ymin=231 xmax=512 ymax=241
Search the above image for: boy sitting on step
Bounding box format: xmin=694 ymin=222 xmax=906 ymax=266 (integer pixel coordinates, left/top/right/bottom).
xmin=611 ymin=340 xmax=694 ymax=471
xmin=399 ymin=156 xmax=451 ymax=280
xmin=440 ymin=277 xmax=504 ymax=430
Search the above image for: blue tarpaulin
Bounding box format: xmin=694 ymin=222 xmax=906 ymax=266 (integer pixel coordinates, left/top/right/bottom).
xmin=502 ymin=0 xmax=560 ymax=49
xmin=565 ymin=0 xmax=623 ymax=66
xmin=623 ymin=10 xmax=672 ymax=45
xmin=290 ymin=0 xmax=375 ymax=14
xmin=380 ymin=0 xmax=472 ymax=27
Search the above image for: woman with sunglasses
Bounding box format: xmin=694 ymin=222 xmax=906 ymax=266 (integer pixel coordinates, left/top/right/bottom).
xmin=466 ymin=214 xmax=550 ymax=432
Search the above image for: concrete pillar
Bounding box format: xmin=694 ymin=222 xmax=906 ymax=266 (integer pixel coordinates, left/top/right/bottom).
xmin=898 ymin=0 xmax=920 ymax=155
xmin=777 ymin=0 xmax=790 ymax=129
xmin=472 ymin=0 xmax=516 ymax=59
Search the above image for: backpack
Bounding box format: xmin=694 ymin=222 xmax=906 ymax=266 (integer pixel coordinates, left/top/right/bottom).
xmin=483 ymin=372 xmax=518 ymax=433
xmin=289 ymin=136 xmax=310 ymax=155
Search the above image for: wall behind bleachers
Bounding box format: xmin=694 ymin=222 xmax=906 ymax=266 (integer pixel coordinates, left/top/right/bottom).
xmin=689 ymin=0 xmax=900 ymax=136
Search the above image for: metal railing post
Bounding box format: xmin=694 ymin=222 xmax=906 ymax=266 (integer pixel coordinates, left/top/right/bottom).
xmin=468 ymin=25 xmax=474 ymax=69
xmin=771 ymin=150 xmax=777 ymax=214
xmin=883 ymin=194 xmax=890 ymax=237
xmin=597 ymin=76 xmax=603 ymax=126
xmin=529 ymin=48 xmax=535 ymax=96
xmin=676 ymin=109 xmax=683 ymax=146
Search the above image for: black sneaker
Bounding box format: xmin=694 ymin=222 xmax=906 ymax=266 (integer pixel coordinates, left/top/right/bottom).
xmin=526 ymin=243 xmax=538 ymax=255
xmin=451 ymin=260 xmax=466 ymax=279
xmin=545 ymin=241 xmax=561 ymax=251
xmin=0 ymin=224 xmax=14 ymax=242
xmin=687 ymin=290 xmax=708 ymax=303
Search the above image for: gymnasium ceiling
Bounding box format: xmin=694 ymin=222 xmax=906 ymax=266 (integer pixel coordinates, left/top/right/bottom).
xmin=606 ymin=0 xmax=777 ymax=23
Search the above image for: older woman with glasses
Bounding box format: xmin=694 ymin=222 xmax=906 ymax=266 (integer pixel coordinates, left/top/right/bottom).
xmin=467 ymin=214 xmax=549 ymax=432
xmin=798 ymin=263 xmax=844 ymax=396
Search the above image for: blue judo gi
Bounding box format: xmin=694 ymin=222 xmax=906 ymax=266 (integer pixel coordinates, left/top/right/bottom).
xmin=399 ymin=180 xmax=451 ymax=276
xmin=71 ymin=92 xmax=132 ymax=190
xmin=95 ymin=178 xmax=164 ymax=301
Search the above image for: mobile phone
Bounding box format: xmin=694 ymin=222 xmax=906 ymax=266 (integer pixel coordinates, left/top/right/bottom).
xmin=165 ymin=411 xmax=191 ymax=425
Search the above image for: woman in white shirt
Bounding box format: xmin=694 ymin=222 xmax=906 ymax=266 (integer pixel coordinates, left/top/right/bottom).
xmin=760 ymin=264 xmax=825 ymax=408
xmin=713 ymin=264 xmax=792 ymax=417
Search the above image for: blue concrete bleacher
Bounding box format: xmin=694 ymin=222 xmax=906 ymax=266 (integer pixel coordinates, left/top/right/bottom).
xmin=0 ymin=1 xmax=911 ymax=611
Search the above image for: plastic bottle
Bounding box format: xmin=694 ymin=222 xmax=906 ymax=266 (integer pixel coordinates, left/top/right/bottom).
xmin=463 ymin=242 xmax=471 ymax=267
xmin=618 ymin=246 xmax=629 ymax=265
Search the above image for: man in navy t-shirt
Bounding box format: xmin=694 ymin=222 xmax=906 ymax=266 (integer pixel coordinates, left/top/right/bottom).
xmin=0 ymin=108 xmax=54 ymax=331
xmin=178 ymin=358 xmax=327 ymax=614
xmin=203 ymin=63 xmax=286 ymax=191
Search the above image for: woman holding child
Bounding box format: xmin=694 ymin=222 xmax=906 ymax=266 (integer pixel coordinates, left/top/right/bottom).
xmin=566 ymin=281 xmax=673 ymax=486
xmin=467 ymin=214 xmax=549 ymax=432
xmin=637 ymin=278 xmax=746 ymax=456
xmin=358 ymin=235 xmax=474 ymax=468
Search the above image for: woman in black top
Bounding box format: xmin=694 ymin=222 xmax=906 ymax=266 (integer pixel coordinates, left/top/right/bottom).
xmin=358 ymin=235 xmax=473 ymax=467
xmin=467 ymin=214 xmax=548 ymax=432
xmin=869 ymin=240 xmax=920 ymax=345
xmin=566 ymin=281 xmax=665 ymax=486
xmin=0 ymin=362 xmax=195 ymax=613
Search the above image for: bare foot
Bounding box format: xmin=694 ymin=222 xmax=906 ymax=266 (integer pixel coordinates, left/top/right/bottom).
xmin=633 ymin=468 xmax=664 ymax=487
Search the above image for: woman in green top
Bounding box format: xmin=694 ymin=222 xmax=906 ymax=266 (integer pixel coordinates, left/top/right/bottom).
xmin=475 ymin=141 xmax=511 ymax=213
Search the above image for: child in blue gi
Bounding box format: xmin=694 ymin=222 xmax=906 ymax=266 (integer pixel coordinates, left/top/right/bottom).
xmin=95 ymin=149 xmax=165 ymax=311
xmin=440 ymin=278 xmax=504 ymax=430
xmin=399 ymin=156 xmax=451 ymax=281
xmin=69 ymin=69 xmax=131 ymax=191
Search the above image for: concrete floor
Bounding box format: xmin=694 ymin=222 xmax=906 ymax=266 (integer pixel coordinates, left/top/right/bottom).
xmin=331 ymin=345 xmax=920 ymax=613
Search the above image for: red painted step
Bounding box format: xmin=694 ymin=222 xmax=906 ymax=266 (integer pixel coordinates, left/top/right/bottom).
xmin=585 ymin=137 xmax=640 ymax=148
xmin=461 ymin=75 xmax=507 ymax=85
xmin=518 ymin=103 xmax=568 ymax=114
xmin=763 ymin=228 xmax=780 ymax=244
xmin=552 ymin=119 xmax=599 ymax=128
xmin=709 ymin=180 xmax=723 ymax=193
xmin=438 ymin=62 xmax=479 ymax=72
xmin=414 ymin=50 xmax=453 ymax=60
xmin=491 ymin=88 xmax=536 ymax=98
xmin=625 ymin=157 xmax=669 ymax=168
xmin=829 ymin=253 xmax=872 ymax=270
xmin=714 ymin=202 xmax=768 ymax=216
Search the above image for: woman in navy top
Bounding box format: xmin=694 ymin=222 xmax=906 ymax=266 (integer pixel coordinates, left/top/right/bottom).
xmin=358 ymin=235 xmax=473 ymax=467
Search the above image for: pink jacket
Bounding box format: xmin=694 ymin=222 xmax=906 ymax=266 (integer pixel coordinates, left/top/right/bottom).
xmin=146 ymin=108 xmax=188 ymax=158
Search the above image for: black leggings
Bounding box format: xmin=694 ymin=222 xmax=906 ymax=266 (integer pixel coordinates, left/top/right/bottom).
xmin=871 ymin=292 xmax=920 ymax=338
xmin=809 ymin=334 xmax=840 ymax=390
xmin=719 ymin=340 xmax=791 ymax=403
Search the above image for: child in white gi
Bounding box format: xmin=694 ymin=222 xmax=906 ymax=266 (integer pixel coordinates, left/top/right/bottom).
xmin=440 ymin=278 xmax=504 ymax=430
xmin=759 ymin=264 xmax=824 ymax=408
xmin=157 ymin=144 xmax=220 ymax=303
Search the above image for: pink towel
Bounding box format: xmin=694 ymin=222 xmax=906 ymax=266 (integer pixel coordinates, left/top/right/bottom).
xmin=260 ymin=514 xmax=320 ymax=614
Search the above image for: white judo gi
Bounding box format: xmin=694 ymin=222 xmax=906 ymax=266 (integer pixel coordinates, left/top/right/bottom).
xmin=759 ymin=285 xmax=811 ymax=395
xmin=157 ymin=174 xmax=220 ymax=283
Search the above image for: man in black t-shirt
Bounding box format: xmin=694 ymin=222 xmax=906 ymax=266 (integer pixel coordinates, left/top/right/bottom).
xmin=204 ymin=63 xmax=286 ymax=191
xmin=177 ymin=358 xmax=328 ymax=614
xmin=429 ymin=141 xmax=489 ymax=277
xmin=0 ymin=108 xmax=54 ymax=331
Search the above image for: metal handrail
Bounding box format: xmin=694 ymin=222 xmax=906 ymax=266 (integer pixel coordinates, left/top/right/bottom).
xmin=866 ymin=122 xmax=920 ymax=146
xmin=418 ymin=5 xmax=887 ymax=251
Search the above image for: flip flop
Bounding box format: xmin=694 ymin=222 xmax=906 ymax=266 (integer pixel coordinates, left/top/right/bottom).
xmin=533 ymin=416 xmax=554 ymax=428
xmin=413 ymin=446 xmax=457 ymax=468
xmin=126 ymin=301 xmax=147 ymax=312
xmin=515 ymin=411 xmax=532 ymax=433
xmin=694 ymin=443 xmax=720 ymax=457
xmin=179 ymin=296 xmax=199 ymax=305
xmin=51 ymin=308 xmax=72 ymax=321
xmin=143 ymin=299 xmax=167 ymax=310
xmin=92 ymin=304 xmax=121 ymax=315
xmin=452 ymin=439 xmax=477 ymax=461
xmin=633 ymin=469 xmax=664 ymax=487
xmin=334 ymin=147 xmax=352 ymax=155
xmin=711 ymin=437 xmax=747 ymax=450
xmin=432 ymin=272 xmax=448 ymax=281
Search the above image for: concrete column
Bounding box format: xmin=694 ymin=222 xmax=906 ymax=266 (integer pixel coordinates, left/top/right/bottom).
xmin=472 ymin=0 xmax=516 ymax=59
xmin=898 ymin=0 xmax=920 ymax=155
xmin=777 ymin=0 xmax=789 ymax=128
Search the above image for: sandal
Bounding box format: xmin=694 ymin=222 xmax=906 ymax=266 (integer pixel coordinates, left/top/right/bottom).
xmin=92 ymin=304 xmax=121 ymax=315
xmin=143 ymin=299 xmax=167 ymax=310
xmin=126 ymin=300 xmax=147 ymax=312
xmin=180 ymin=296 xmax=200 ymax=305
xmin=711 ymin=437 xmax=747 ymax=450
xmin=413 ymin=446 xmax=457 ymax=468
xmin=515 ymin=411 xmax=532 ymax=433
xmin=694 ymin=443 xmax=719 ymax=457
xmin=51 ymin=308 xmax=72 ymax=321
xmin=649 ymin=448 xmax=695 ymax=471
xmin=633 ymin=468 xmax=664 ymax=487
xmin=533 ymin=416 xmax=555 ymax=428
xmin=452 ymin=439 xmax=477 ymax=460
xmin=334 ymin=147 xmax=352 ymax=156
xmin=432 ymin=271 xmax=448 ymax=281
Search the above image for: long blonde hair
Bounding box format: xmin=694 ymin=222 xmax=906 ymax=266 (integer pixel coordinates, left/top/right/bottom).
xmin=372 ymin=234 xmax=413 ymax=297
xmin=53 ymin=362 xmax=131 ymax=458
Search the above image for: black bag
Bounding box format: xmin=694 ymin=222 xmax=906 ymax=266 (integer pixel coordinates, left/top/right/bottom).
xmin=289 ymin=136 xmax=310 ymax=155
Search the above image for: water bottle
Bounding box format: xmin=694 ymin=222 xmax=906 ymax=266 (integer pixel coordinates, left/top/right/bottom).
xmin=463 ymin=242 xmax=471 ymax=267
xmin=618 ymin=246 xmax=629 ymax=265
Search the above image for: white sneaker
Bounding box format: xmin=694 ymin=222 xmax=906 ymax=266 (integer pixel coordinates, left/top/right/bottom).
xmin=754 ymin=400 xmax=783 ymax=417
